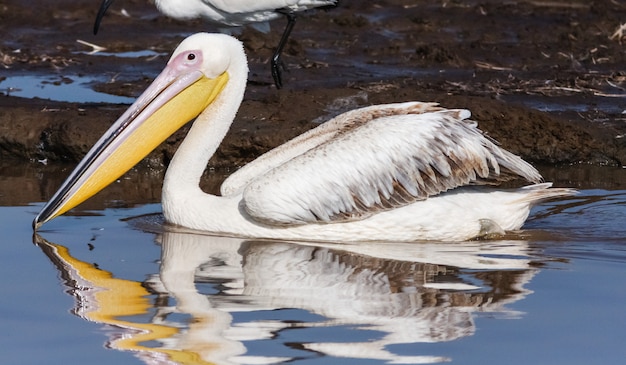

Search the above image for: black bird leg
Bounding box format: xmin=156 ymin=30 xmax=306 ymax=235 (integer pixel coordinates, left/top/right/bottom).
xmin=94 ymin=0 xmax=115 ymax=34
xmin=271 ymin=9 xmax=297 ymax=89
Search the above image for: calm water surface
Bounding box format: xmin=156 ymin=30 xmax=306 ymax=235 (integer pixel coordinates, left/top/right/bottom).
xmin=1 ymin=165 xmax=625 ymax=365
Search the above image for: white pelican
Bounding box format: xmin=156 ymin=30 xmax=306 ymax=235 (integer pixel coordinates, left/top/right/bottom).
xmin=33 ymin=33 xmax=575 ymax=241
xmin=93 ymin=0 xmax=338 ymax=88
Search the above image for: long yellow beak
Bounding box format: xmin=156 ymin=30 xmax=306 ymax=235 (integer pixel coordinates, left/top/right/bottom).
xmin=33 ymin=64 xmax=229 ymax=230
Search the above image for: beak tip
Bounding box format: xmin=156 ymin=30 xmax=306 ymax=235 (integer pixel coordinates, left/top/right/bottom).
xmin=33 ymin=215 xmax=44 ymax=231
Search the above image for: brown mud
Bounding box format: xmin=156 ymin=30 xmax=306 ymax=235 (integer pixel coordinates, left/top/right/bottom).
xmin=2 ymin=0 xmax=626 ymax=170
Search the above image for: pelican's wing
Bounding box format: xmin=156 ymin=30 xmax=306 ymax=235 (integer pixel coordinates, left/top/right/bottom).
xmin=221 ymin=102 xmax=442 ymax=196
xmin=207 ymin=0 xmax=336 ymax=14
xmin=242 ymin=107 xmax=543 ymax=225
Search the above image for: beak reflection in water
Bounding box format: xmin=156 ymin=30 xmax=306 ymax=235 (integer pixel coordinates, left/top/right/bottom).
xmin=34 ymin=228 xmax=537 ymax=364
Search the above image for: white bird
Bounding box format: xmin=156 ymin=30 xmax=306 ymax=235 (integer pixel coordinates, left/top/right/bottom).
xmin=33 ymin=33 xmax=575 ymax=242
xmin=93 ymin=0 xmax=338 ymax=88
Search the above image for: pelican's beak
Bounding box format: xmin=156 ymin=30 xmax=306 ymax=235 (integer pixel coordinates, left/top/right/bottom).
xmin=33 ymin=62 xmax=229 ymax=230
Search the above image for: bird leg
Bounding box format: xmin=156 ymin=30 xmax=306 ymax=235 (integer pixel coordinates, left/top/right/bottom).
xmin=93 ymin=0 xmax=115 ymax=34
xmin=271 ymin=9 xmax=297 ymax=89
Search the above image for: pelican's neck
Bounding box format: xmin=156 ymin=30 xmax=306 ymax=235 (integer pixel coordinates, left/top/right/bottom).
xmin=163 ymin=50 xmax=248 ymax=203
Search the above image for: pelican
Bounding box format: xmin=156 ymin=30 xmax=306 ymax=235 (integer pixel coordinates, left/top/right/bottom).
xmin=33 ymin=33 xmax=575 ymax=242
xmin=93 ymin=0 xmax=338 ymax=88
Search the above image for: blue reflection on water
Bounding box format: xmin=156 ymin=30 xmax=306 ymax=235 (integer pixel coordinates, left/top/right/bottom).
xmin=76 ymin=50 xmax=167 ymax=58
xmin=1 ymin=189 xmax=626 ymax=365
xmin=0 ymin=75 xmax=135 ymax=104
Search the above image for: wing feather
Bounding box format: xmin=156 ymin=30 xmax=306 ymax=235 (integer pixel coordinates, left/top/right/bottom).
xmin=207 ymin=0 xmax=336 ymax=14
xmin=221 ymin=102 xmax=442 ymax=196
xmin=242 ymin=105 xmax=542 ymax=225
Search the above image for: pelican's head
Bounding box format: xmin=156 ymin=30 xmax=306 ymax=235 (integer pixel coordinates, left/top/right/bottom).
xmin=33 ymin=33 xmax=244 ymax=230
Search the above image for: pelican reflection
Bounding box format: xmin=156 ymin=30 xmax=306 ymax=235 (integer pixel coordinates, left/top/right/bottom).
xmin=35 ymin=230 xmax=539 ymax=364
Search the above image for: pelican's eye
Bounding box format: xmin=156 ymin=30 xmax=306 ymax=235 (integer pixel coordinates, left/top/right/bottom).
xmin=184 ymin=51 xmax=199 ymax=65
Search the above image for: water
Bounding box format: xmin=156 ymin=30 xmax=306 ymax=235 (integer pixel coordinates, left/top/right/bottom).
xmin=0 ymin=75 xmax=135 ymax=104
xmin=76 ymin=50 xmax=167 ymax=59
xmin=1 ymin=164 xmax=625 ymax=365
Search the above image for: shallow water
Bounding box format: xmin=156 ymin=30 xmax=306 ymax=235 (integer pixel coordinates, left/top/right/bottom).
xmin=0 ymin=75 xmax=136 ymax=104
xmin=1 ymin=165 xmax=625 ymax=365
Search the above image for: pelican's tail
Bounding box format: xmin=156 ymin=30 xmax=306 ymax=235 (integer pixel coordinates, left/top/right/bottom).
xmin=514 ymin=183 xmax=577 ymax=206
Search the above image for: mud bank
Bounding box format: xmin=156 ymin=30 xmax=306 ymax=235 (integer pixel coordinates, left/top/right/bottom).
xmin=2 ymin=0 xmax=626 ymax=168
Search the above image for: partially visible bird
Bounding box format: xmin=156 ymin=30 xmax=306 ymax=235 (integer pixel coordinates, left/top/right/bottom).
xmin=33 ymin=33 xmax=576 ymax=242
xmin=93 ymin=0 xmax=338 ymax=88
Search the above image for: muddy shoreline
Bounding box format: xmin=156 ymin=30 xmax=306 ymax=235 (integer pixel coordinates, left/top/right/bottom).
xmin=2 ymin=0 xmax=626 ymax=169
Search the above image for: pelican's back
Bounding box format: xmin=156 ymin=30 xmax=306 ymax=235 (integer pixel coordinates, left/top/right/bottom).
xmin=235 ymin=103 xmax=543 ymax=226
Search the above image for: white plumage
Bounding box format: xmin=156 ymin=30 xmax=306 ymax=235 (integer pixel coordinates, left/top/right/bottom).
xmin=153 ymin=0 xmax=335 ymax=26
xmin=34 ymin=33 xmax=576 ymax=241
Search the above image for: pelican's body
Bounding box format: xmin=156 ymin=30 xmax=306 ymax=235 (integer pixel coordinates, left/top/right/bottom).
xmin=94 ymin=0 xmax=337 ymax=87
xmin=34 ymin=33 xmax=575 ymax=242
xmin=95 ymin=0 xmax=336 ymax=28
xmin=152 ymin=0 xmax=334 ymax=26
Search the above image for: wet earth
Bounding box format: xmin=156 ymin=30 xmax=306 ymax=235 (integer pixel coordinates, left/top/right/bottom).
xmin=2 ymin=0 xmax=626 ymax=171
